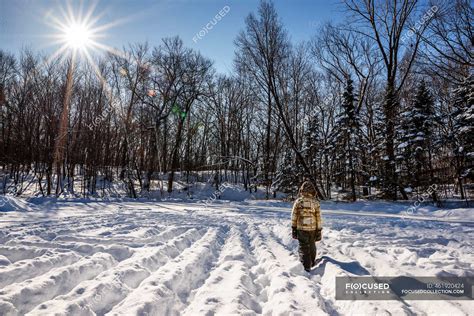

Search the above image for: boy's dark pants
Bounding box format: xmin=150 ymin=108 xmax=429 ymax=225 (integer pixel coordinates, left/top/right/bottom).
xmin=297 ymin=230 xmax=317 ymax=270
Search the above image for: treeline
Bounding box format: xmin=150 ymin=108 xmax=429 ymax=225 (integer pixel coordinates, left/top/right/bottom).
xmin=0 ymin=0 xmax=472 ymax=201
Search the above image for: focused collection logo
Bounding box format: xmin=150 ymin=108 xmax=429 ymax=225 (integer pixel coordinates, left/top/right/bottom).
xmin=336 ymin=276 xmax=473 ymax=300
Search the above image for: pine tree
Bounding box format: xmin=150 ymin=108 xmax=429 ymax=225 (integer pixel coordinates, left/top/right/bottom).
xmin=396 ymin=108 xmax=414 ymax=187
xmin=302 ymin=114 xmax=333 ymax=198
xmin=364 ymin=98 xmax=385 ymax=197
xmin=450 ymin=74 xmax=474 ymax=198
xmin=271 ymin=149 xmax=299 ymax=198
xmin=397 ymin=80 xmax=436 ymax=193
xmin=302 ymin=116 xmax=318 ymax=175
xmin=330 ymin=77 xmax=361 ymax=201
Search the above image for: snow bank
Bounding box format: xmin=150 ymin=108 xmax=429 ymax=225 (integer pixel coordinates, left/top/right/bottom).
xmin=0 ymin=196 xmax=37 ymax=212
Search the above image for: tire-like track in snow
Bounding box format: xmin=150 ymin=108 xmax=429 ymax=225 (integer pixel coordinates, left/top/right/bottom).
xmin=0 ymin=201 xmax=472 ymax=315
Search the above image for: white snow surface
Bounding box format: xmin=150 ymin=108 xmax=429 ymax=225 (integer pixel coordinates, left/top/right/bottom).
xmin=0 ymin=197 xmax=473 ymax=315
xmin=0 ymin=195 xmax=38 ymax=212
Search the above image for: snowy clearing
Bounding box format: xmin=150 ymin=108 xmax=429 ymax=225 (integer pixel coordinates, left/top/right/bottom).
xmin=0 ymin=199 xmax=473 ymax=315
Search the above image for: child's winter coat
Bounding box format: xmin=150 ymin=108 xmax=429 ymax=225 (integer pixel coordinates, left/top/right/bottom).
xmin=291 ymin=195 xmax=322 ymax=231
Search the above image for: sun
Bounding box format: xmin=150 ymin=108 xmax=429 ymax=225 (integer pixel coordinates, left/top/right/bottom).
xmin=63 ymin=22 xmax=92 ymax=50
xmin=43 ymin=1 xmax=134 ymax=104
xmin=45 ymin=1 xmax=128 ymax=62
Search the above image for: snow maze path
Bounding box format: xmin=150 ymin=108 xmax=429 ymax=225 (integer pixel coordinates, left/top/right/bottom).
xmin=0 ymin=201 xmax=472 ymax=315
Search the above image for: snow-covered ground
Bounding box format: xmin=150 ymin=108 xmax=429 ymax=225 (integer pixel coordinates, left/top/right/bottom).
xmin=0 ymin=197 xmax=473 ymax=315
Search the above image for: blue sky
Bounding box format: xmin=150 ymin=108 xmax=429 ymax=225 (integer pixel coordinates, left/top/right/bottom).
xmin=0 ymin=0 xmax=344 ymax=74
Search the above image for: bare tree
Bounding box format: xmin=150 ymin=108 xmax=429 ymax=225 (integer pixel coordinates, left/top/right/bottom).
xmin=236 ymin=0 xmax=325 ymax=199
xmin=420 ymin=0 xmax=473 ymax=81
xmin=343 ymin=0 xmax=431 ymax=199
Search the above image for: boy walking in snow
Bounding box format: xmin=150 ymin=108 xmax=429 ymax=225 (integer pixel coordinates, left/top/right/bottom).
xmin=291 ymin=181 xmax=322 ymax=272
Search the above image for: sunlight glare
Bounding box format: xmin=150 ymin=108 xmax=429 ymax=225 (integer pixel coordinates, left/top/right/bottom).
xmin=63 ymin=23 xmax=92 ymax=49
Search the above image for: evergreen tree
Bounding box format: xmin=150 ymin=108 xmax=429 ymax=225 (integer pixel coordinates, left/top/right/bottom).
xmin=302 ymin=114 xmax=334 ymax=198
xmin=364 ymin=98 xmax=386 ymax=197
xmin=271 ymin=149 xmax=299 ymax=198
xmin=330 ymin=77 xmax=361 ymax=201
xmin=397 ymin=80 xmax=436 ymax=193
xmin=450 ymin=74 xmax=474 ymax=198
xmin=413 ymin=80 xmax=436 ymax=188
xmin=396 ymin=108 xmax=414 ymax=192
xmin=302 ymin=116 xmax=319 ymax=175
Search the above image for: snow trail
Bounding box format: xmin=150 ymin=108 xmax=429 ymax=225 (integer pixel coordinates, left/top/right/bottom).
xmin=0 ymin=249 xmax=82 ymax=288
xmin=28 ymin=228 xmax=204 ymax=315
xmin=108 ymin=227 xmax=226 ymax=315
xmin=0 ymin=199 xmax=471 ymax=315
xmin=0 ymin=252 xmax=117 ymax=315
xmin=182 ymin=226 xmax=262 ymax=315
